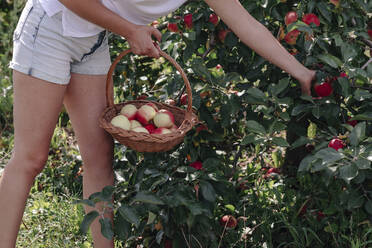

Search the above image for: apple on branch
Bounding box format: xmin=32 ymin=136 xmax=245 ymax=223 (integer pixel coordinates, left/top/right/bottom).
xmin=285 ymin=11 xmax=298 ymax=26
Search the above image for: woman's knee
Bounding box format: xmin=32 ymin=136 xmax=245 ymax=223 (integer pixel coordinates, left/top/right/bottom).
xmin=10 ymin=148 xmax=48 ymax=177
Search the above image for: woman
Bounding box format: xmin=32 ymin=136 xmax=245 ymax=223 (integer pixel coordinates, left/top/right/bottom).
xmin=0 ymin=0 xmax=316 ymax=247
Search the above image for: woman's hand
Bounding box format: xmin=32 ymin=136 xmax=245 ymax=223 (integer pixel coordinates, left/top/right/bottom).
xmin=298 ymin=70 xmax=316 ymax=96
xmin=126 ymin=25 xmax=162 ymax=58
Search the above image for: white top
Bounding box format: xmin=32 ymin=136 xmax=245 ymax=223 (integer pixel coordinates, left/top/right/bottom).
xmin=39 ymin=0 xmax=187 ymax=37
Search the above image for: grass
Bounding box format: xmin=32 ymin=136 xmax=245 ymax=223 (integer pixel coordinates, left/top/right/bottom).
xmin=17 ymin=191 xmax=93 ymax=248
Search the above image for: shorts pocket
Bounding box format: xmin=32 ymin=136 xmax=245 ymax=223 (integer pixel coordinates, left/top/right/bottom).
xmin=13 ymin=1 xmax=34 ymax=41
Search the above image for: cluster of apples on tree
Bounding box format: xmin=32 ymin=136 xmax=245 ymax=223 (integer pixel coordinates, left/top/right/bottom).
xmin=110 ymin=103 xmax=178 ymax=135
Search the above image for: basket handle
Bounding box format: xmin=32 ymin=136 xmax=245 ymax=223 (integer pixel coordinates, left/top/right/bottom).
xmin=105 ymin=47 xmax=193 ymax=113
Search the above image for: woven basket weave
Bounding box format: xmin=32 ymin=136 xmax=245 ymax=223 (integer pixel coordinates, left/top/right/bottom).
xmin=99 ymin=48 xmax=198 ymax=152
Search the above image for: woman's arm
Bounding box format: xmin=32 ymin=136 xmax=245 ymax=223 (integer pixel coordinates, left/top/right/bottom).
xmin=58 ymin=0 xmax=162 ymax=57
xmin=204 ymin=0 xmax=315 ymax=95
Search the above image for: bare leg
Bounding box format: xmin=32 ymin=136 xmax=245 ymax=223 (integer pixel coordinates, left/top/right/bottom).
xmin=0 ymin=71 xmax=66 ymax=247
xmin=63 ymin=73 xmax=114 ymax=248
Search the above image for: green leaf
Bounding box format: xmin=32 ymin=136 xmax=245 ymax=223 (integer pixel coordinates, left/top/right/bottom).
xmin=99 ymin=218 xmax=114 ymax=240
xmin=352 ymin=112 xmax=372 ymax=121
xmin=355 ymin=158 xmax=371 ymax=170
xmin=80 ymin=211 xmax=99 ymax=234
xmin=315 ymin=148 xmax=344 ymax=164
xmin=200 ymin=180 xmax=216 ymax=202
xmin=146 ymin=212 xmax=156 ymax=225
xmin=316 ymin=2 xmax=332 ymax=23
xmin=317 ymin=54 xmax=343 ymax=68
xmin=246 ymin=120 xmax=266 ymax=134
xmin=364 ymin=200 xmax=372 ymax=215
xmin=132 ymin=191 xmax=164 ymax=205
xmin=349 ymin=122 xmax=366 ymax=146
xmin=339 ymin=164 xmax=358 ymax=184
xmin=271 ymin=137 xmax=290 ymax=147
xmin=298 ymin=155 xmax=315 ymax=172
xmin=118 ymin=206 xmax=140 ymax=228
xmin=241 ymin=134 xmax=256 ymax=145
xmin=292 ymin=104 xmax=312 ymax=116
xmin=74 ymin=199 xmax=96 ymax=208
xmin=269 ymin=78 xmax=289 ymax=96
xmin=291 ymin=136 xmax=311 ymax=149
xmin=307 ymin=122 xmax=317 ymax=139
xmin=246 ymin=88 xmax=267 ymax=101
xmin=354 ymin=89 xmax=372 ymax=101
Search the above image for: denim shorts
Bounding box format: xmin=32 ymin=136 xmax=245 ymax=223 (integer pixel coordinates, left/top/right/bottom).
xmin=9 ymin=0 xmax=111 ymax=85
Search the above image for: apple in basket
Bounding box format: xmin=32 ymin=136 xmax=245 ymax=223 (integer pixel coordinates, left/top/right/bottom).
xmin=153 ymin=127 xmax=172 ymax=134
xmin=130 ymin=120 xmax=142 ymax=129
xmin=120 ymin=104 xmax=137 ymax=120
xmin=131 ymin=126 xmax=150 ymax=134
xmin=110 ymin=115 xmax=130 ymax=130
xmin=136 ymin=103 xmax=158 ymax=125
xmin=154 ymin=109 xmax=175 ymax=128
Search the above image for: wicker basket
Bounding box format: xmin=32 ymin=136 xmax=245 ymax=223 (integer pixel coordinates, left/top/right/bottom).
xmin=99 ymin=48 xmax=198 ymax=152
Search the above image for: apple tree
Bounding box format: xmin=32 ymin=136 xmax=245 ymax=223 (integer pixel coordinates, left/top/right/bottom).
xmin=79 ymin=0 xmax=372 ymax=247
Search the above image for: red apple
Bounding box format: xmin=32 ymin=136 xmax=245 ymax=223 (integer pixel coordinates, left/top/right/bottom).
xmin=316 ymin=211 xmax=326 ymax=221
xmin=152 ymin=127 xmax=172 ymax=134
xmin=189 ymin=161 xmax=203 ymax=170
xmin=220 ymin=215 xmax=237 ymax=228
xmin=328 ymin=138 xmax=344 ymax=151
xmin=110 ymin=115 xmax=130 ymax=130
xmin=165 ymin=98 xmax=176 ymax=106
xmin=339 ymin=72 xmax=348 ymax=78
xmin=136 ymin=94 xmax=148 ymax=100
xmin=285 ymin=11 xmax=298 ymax=26
xmin=180 ymin=94 xmax=188 ymax=106
xmin=218 ymin=29 xmax=231 ymax=43
xmin=314 ymin=81 xmax=333 ymax=97
xmin=347 ymin=117 xmax=357 ymax=127
xmin=209 ymin=13 xmax=219 ymax=26
xmin=184 ymin=13 xmax=193 ymax=29
xmin=164 ymin=239 xmax=172 ymax=248
xmin=284 ymin=29 xmax=300 ymax=45
xmin=167 ymin=23 xmax=179 ymax=32
xmin=368 ymin=29 xmax=372 ymax=40
xmin=144 ymin=124 xmax=156 ymax=134
xmin=120 ymin=104 xmax=137 ymax=120
xmin=154 ymin=109 xmax=175 ymax=128
xmin=136 ymin=104 xmax=157 ymax=125
xmin=302 ymin=13 xmax=320 ymax=27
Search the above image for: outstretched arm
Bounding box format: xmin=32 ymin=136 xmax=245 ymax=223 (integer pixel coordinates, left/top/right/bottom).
xmin=59 ymin=0 xmax=161 ymax=57
xmin=204 ymin=0 xmax=315 ymax=95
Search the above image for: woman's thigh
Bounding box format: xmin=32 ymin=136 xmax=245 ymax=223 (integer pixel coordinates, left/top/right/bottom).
xmin=63 ymin=73 xmax=113 ymax=166
xmin=12 ymin=71 xmax=66 ymax=162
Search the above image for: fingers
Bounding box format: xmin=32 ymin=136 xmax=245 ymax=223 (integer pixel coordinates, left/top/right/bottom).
xmin=151 ymin=28 xmax=162 ymax=42
xmin=128 ymin=27 xmax=161 ymax=58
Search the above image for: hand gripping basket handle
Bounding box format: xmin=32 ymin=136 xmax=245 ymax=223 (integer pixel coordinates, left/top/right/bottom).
xmin=105 ymin=47 xmax=193 ymax=113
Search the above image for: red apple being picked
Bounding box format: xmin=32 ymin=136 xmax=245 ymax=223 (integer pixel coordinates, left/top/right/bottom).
xmin=314 ymin=81 xmax=333 ymax=97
